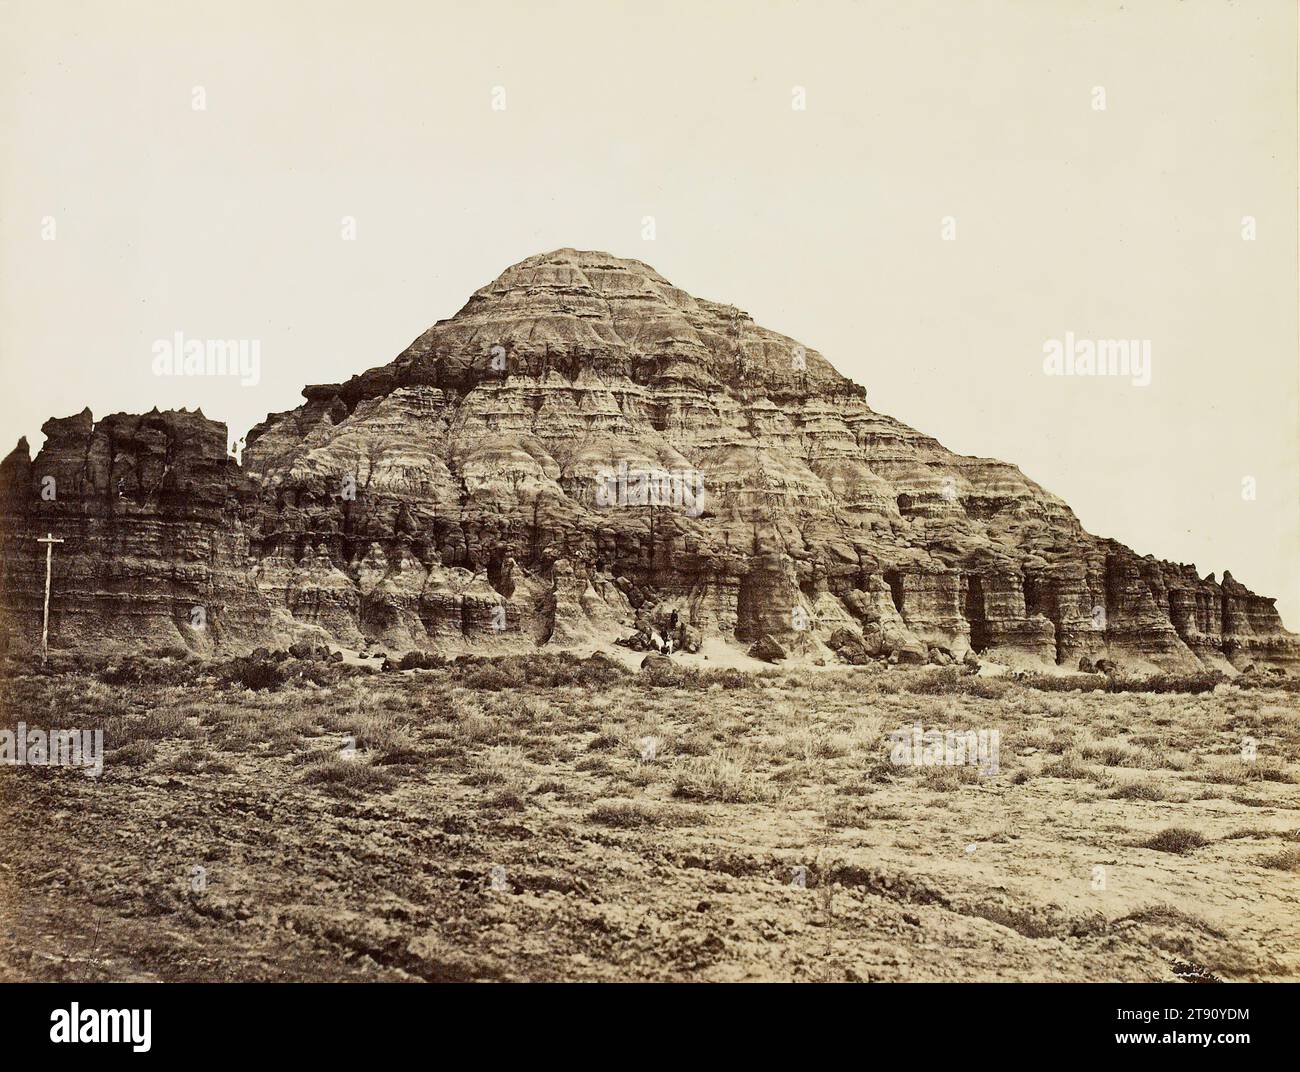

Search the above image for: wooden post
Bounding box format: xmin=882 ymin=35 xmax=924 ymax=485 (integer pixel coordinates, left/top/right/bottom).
xmin=35 ymin=532 xmax=64 ymax=663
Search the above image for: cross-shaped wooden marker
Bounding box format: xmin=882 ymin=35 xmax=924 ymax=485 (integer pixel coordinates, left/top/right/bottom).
xmin=35 ymin=532 xmax=64 ymax=662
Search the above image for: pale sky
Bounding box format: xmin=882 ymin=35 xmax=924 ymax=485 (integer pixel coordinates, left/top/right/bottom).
xmin=2 ymin=0 xmax=1296 ymax=626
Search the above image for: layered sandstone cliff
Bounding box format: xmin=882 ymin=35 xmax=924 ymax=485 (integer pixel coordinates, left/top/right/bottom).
xmin=2 ymin=249 xmax=1295 ymax=672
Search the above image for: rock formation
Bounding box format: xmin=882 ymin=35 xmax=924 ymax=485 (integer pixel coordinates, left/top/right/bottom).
xmin=2 ymin=248 xmax=1295 ymax=672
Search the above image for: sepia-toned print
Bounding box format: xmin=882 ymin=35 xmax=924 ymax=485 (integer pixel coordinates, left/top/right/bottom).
xmin=0 ymin=0 xmax=1296 ymax=1005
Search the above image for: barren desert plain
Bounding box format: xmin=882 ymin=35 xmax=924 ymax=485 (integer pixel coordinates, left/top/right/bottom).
xmin=2 ymin=648 xmax=1297 ymax=983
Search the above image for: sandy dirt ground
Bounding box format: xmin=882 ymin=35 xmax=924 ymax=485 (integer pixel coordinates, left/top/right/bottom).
xmin=1 ymin=655 xmax=1297 ymax=982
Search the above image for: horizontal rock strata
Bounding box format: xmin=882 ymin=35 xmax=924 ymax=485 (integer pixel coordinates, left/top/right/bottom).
xmin=2 ymin=248 xmax=1295 ymax=672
